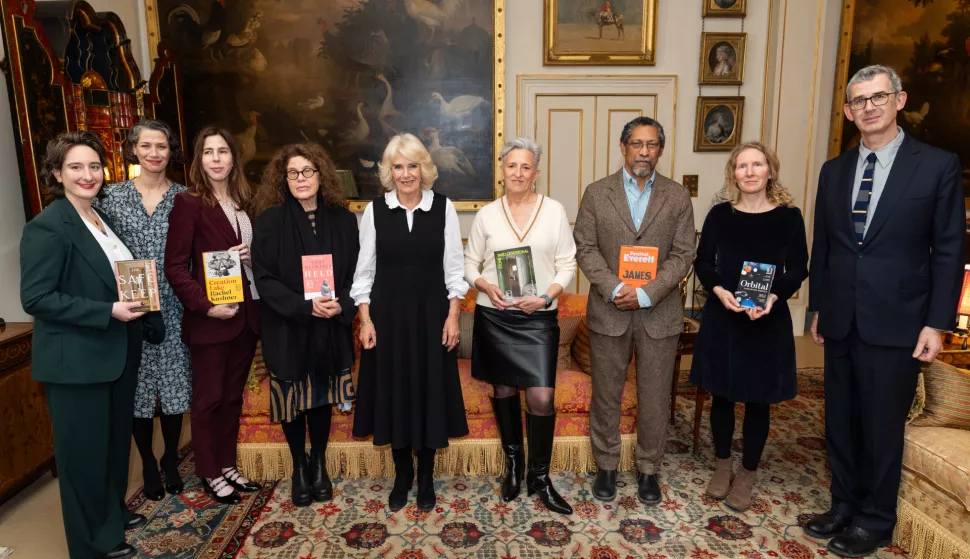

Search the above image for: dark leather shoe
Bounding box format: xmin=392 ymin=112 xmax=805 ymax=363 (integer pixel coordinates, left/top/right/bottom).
xmin=416 ymin=449 xmax=437 ymax=512
xmin=389 ymin=448 xmax=414 ymax=512
xmin=523 ymin=413 xmax=572 ymax=515
xmin=291 ymin=453 xmax=312 ymax=507
xmin=636 ymin=472 xmax=662 ymax=505
xmin=201 ymin=476 xmax=242 ymax=505
xmin=804 ymin=510 xmax=853 ymax=540
xmin=160 ymin=453 xmax=184 ymax=495
xmin=592 ymin=469 xmax=617 ymax=501
xmin=124 ymin=513 xmax=146 ymax=530
xmin=827 ymin=526 xmax=891 ymax=558
xmin=309 ymin=450 xmax=333 ymax=502
xmin=97 ymin=542 xmax=136 ymax=559
xmin=141 ymin=462 xmax=164 ymax=501
xmin=223 ymin=467 xmax=261 ymax=492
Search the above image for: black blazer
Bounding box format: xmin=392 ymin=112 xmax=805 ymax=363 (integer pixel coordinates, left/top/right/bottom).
xmin=809 ymin=134 xmax=965 ymax=347
xmin=252 ymin=195 xmax=359 ymax=381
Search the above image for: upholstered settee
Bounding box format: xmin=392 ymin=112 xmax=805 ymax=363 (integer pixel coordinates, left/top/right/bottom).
xmin=894 ymin=355 xmax=970 ymax=559
xmin=236 ymin=291 xmax=648 ymax=481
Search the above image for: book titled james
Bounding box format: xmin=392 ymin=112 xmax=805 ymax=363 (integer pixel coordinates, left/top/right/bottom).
xmin=202 ymin=250 xmax=244 ymax=304
xmin=302 ymin=254 xmax=334 ymax=300
xmin=618 ymin=246 xmax=659 ymax=289
xmin=735 ymin=261 xmax=777 ymax=309
xmin=115 ymin=259 xmax=161 ymax=312
xmin=494 ymin=246 xmax=538 ymax=301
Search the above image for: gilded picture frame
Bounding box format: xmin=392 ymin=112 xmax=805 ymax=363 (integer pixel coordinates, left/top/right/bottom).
xmin=698 ymin=32 xmax=746 ymax=86
xmin=702 ymin=0 xmax=747 ymax=18
xmin=543 ymin=0 xmax=658 ymax=66
xmin=694 ymin=96 xmax=744 ymax=152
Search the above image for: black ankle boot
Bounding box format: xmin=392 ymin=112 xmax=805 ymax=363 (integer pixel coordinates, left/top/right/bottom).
xmin=389 ymin=448 xmax=413 ymax=512
xmin=291 ymin=453 xmax=312 ymax=507
xmin=492 ymin=396 xmax=524 ymax=502
xmin=141 ymin=460 xmax=164 ymax=501
xmin=309 ymin=449 xmax=333 ymax=502
xmin=160 ymin=453 xmax=184 ymax=495
xmin=416 ymin=449 xmax=436 ymax=511
xmin=525 ymin=413 xmax=573 ymax=515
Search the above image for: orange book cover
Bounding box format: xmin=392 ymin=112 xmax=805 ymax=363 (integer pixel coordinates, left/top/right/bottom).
xmin=115 ymin=259 xmax=161 ymax=312
xmin=618 ymin=246 xmax=658 ymax=289
xmin=302 ymin=254 xmax=334 ymax=300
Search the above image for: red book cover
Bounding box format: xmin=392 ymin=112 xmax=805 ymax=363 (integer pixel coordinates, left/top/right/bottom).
xmin=302 ymin=254 xmax=334 ymax=300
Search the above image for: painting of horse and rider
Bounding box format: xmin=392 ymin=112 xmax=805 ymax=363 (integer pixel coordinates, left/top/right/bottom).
xmin=544 ymin=0 xmax=658 ymax=65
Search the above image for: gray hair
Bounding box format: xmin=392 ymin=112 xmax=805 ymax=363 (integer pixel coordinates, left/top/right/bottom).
xmin=620 ymin=116 xmax=666 ymax=149
xmin=500 ymin=137 xmax=542 ymax=168
xmin=846 ymin=65 xmax=903 ymax=102
xmin=126 ymin=119 xmax=184 ymax=165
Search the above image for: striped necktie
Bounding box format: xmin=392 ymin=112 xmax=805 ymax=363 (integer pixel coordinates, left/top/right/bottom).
xmin=853 ymin=152 xmax=877 ymax=246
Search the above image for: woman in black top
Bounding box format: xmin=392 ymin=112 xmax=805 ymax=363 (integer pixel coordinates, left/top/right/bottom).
xmin=252 ymin=143 xmax=359 ymax=506
xmin=689 ymin=140 xmax=808 ymax=512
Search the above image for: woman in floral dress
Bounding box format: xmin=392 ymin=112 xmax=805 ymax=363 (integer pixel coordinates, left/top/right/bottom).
xmin=98 ymin=119 xmax=190 ymax=500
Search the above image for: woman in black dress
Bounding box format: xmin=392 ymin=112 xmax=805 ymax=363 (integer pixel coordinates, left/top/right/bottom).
xmin=252 ymin=143 xmax=359 ymax=506
xmin=689 ymin=140 xmax=808 ymax=512
xmin=351 ymin=133 xmax=469 ymax=512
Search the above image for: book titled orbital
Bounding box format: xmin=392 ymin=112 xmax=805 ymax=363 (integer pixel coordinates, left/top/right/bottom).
xmin=734 ymin=261 xmax=776 ymax=309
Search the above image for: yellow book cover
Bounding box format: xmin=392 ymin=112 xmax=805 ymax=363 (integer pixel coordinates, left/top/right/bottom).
xmin=618 ymin=246 xmax=658 ymax=289
xmin=115 ymin=259 xmax=161 ymax=312
xmin=202 ymin=250 xmax=244 ymax=304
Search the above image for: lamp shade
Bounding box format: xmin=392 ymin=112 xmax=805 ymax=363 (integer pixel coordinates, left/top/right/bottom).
xmin=958 ymin=264 xmax=970 ymax=316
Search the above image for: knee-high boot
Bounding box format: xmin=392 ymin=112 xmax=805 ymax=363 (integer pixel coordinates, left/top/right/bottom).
xmin=389 ymin=448 xmax=414 ymax=512
xmin=492 ymin=396 xmax=524 ymax=501
xmin=526 ymin=413 xmax=572 ymax=515
xmin=416 ymin=448 xmax=437 ymax=512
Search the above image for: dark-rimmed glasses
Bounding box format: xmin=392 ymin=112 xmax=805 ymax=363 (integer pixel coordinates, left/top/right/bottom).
xmin=847 ymin=92 xmax=895 ymax=112
xmin=286 ymin=168 xmax=319 ymax=180
xmin=625 ymin=140 xmax=662 ymax=152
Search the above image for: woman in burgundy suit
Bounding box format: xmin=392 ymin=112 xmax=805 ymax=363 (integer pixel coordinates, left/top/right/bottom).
xmin=164 ymin=127 xmax=261 ymax=504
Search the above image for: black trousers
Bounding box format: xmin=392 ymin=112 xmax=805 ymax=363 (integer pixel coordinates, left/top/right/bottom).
xmin=823 ymin=324 xmax=920 ymax=533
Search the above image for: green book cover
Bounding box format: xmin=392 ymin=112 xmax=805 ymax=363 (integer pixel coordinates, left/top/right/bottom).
xmin=494 ymin=246 xmax=537 ymax=301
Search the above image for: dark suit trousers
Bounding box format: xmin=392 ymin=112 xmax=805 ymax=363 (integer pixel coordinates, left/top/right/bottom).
xmin=188 ymin=319 xmax=258 ymax=478
xmin=824 ymin=323 xmax=920 ymax=533
xmin=45 ymin=323 xmax=141 ymax=559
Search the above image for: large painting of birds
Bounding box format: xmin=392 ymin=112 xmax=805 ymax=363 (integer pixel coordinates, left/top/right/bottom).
xmin=149 ymin=0 xmax=500 ymax=205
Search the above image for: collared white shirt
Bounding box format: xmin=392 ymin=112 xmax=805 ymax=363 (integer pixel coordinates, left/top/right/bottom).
xmin=851 ymin=126 xmax=906 ymax=234
xmin=350 ymin=189 xmax=469 ymax=305
xmin=79 ymin=207 xmax=134 ymax=267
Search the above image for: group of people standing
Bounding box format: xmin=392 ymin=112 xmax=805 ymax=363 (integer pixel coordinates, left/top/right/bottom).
xmin=20 ymin=63 xmax=962 ymax=559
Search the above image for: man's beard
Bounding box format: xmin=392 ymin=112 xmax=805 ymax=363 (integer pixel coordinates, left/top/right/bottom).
xmin=631 ymin=159 xmax=654 ymax=178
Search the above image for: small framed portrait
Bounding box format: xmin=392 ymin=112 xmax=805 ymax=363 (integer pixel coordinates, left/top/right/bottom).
xmin=694 ymin=97 xmax=744 ymax=152
xmin=699 ymin=32 xmax=747 ymax=85
xmin=702 ymin=0 xmax=747 ymax=18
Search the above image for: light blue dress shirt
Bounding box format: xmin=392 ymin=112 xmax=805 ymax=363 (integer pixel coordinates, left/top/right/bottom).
xmin=851 ymin=127 xmax=905 ymax=235
xmin=610 ymin=168 xmax=655 ymax=308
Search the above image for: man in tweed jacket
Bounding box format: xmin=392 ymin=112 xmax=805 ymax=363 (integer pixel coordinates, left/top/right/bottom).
xmin=574 ymin=117 xmax=695 ymax=505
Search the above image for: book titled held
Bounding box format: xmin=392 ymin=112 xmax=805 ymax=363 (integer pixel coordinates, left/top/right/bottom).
xmin=494 ymin=246 xmax=538 ymax=301
xmin=202 ymin=250 xmax=244 ymax=304
xmin=115 ymin=259 xmax=161 ymax=312
xmin=618 ymin=246 xmax=658 ymax=289
xmin=302 ymin=254 xmax=334 ymax=300
xmin=735 ymin=261 xmax=776 ymax=309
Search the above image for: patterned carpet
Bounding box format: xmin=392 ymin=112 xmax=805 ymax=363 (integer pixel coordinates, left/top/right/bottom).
xmin=127 ymin=368 xmax=911 ymax=558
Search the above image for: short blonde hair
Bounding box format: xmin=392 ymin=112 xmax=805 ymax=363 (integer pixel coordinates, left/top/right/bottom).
xmin=722 ymin=140 xmax=794 ymax=207
xmin=378 ymin=133 xmax=438 ymax=192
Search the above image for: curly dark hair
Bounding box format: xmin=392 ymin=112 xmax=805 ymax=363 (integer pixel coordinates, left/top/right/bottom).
xmin=126 ymin=119 xmax=185 ymax=166
xmin=256 ymin=142 xmax=345 ymax=214
xmin=187 ymin=126 xmax=251 ymax=211
xmin=41 ymin=131 xmax=109 ymax=199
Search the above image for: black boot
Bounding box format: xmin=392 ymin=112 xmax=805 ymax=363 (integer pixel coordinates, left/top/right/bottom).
xmin=492 ymin=396 xmax=524 ymax=502
xmin=525 ymin=413 xmax=572 ymax=515
xmin=132 ymin=418 xmax=164 ymax=501
xmin=416 ymin=448 xmax=437 ymax=512
xmin=290 ymin=452 xmax=312 ymax=507
xmin=159 ymin=413 xmax=184 ymax=495
xmin=309 ymin=449 xmax=333 ymax=502
xmin=389 ymin=448 xmax=414 ymax=512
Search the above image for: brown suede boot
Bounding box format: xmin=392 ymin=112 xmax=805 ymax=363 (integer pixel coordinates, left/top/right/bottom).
xmin=706 ymin=457 xmax=734 ymax=499
xmin=725 ymin=467 xmax=756 ymax=511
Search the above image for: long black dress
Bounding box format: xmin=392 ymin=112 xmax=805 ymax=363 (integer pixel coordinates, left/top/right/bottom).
xmin=352 ymin=194 xmax=469 ymax=450
xmin=689 ymin=202 xmax=809 ymax=404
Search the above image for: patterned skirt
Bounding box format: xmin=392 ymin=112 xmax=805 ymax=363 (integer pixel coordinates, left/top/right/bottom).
xmin=270 ymin=367 xmax=355 ymax=423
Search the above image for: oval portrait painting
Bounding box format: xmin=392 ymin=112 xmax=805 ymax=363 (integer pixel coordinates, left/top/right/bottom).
xmin=708 ymin=42 xmax=737 ymax=76
xmin=704 ymin=105 xmax=735 ymax=144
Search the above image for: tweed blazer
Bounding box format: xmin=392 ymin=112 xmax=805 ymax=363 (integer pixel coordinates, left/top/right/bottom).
xmin=574 ymin=170 xmax=695 ymax=339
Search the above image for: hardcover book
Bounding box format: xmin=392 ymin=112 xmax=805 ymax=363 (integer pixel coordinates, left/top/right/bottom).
xmin=115 ymin=259 xmax=161 ymax=312
xmin=202 ymin=250 xmax=244 ymax=304
xmin=735 ymin=261 xmax=777 ymax=309
xmin=494 ymin=246 xmax=538 ymax=301
xmin=302 ymin=254 xmax=335 ymax=300
xmin=618 ymin=246 xmax=659 ymax=289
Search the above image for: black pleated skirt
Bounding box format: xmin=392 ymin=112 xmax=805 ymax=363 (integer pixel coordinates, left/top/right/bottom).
xmin=471 ymin=305 xmax=559 ymax=388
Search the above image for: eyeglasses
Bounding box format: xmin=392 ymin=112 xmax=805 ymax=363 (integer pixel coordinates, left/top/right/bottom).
xmin=847 ymin=92 xmax=895 ymax=112
xmin=286 ymin=168 xmax=319 ymax=180
xmin=625 ymin=141 xmax=662 ymax=152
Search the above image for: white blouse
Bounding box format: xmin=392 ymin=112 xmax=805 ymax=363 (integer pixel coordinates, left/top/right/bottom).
xmin=464 ymin=195 xmax=577 ymax=310
xmin=218 ymin=199 xmax=259 ymax=300
xmin=79 ymin=208 xmax=134 ymax=267
xmin=350 ymin=190 xmax=469 ymax=305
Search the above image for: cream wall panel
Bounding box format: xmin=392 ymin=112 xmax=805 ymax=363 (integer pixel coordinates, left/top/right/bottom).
xmin=595 ymin=96 xmax=657 ymax=179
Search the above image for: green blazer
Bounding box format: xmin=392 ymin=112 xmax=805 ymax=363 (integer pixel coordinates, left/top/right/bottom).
xmin=20 ymin=198 xmax=165 ymax=384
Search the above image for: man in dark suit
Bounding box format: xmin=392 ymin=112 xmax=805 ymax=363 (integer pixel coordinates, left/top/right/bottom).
xmin=807 ymin=64 xmax=964 ymax=557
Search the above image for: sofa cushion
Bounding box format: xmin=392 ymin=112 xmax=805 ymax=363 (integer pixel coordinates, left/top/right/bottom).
xmin=555 ymin=369 xmax=638 ymax=414
xmin=903 ymin=425 xmax=970 ymax=511
xmin=572 ymin=317 xmax=592 ymax=374
xmin=911 ymin=360 xmax=970 ymax=430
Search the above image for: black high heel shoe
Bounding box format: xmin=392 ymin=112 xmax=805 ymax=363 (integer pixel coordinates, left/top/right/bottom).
xmin=141 ymin=461 xmax=164 ymax=501
xmin=160 ymin=453 xmax=184 ymax=495
xmin=223 ymin=467 xmax=261 ymax=492
xmin=201 ymin=476 xmax=242 ymax=505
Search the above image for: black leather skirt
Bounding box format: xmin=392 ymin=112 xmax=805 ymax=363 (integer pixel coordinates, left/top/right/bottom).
xmin=471 ymin=305 xmax=559 ymax=388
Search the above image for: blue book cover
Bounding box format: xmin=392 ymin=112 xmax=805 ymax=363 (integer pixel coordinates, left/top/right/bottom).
xmin=734 ymin=261 xmax=776 ymax=309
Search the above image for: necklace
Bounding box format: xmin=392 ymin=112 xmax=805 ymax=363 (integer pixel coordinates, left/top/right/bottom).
xmin=501 ymin=193 xmax=543 ymax=243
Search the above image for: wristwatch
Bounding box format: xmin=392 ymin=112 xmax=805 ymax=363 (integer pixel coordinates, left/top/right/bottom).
xmin=540 ymin=295 xmax=553 ymax=308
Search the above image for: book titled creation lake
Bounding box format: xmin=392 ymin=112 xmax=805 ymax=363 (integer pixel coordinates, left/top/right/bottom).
xmin=735 ymin=261 xmax=776 ymax=309
xmin=202 ymin=250 xmax=244 ymax=304
xmin=494 ymin=246 xmax=538 ymax=301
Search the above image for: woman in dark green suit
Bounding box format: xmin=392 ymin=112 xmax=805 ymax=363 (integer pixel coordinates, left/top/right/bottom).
xmin=20 ymin=131 xmax=165 ymax=559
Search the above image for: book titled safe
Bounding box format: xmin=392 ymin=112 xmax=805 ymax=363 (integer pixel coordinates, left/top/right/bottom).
xmin=202 ymin=250 xmax=244 ymax=304
xmin=494 ymin=246 xmax=538 ymax=301
xmin=735 ymin=261 xmax=777 ymax=309
xmin=618 ymin=246 xmax=659 ymax=289
xmin=115 ymin=259 xmax=161 ymax=312
xmin=302 ymin=254 xmax=335 ymax=300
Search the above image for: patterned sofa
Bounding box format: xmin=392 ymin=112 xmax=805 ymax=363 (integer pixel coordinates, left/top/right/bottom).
xmin=237 ymin=291 xmax=645 ymax=481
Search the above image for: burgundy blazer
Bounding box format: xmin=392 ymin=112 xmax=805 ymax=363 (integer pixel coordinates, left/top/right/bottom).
xmin=164 ymin=191 xmax=261 ymax=346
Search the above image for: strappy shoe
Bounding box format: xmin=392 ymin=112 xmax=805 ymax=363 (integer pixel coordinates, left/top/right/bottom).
xmin=201 ymin=476 xmax=241 ymax=505
xmin=222 ymin=467 xmax=260 ymax=492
